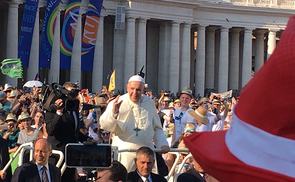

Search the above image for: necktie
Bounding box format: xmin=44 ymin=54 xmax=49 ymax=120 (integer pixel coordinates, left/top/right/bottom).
xmin=41 ymin=166 xmax=49 ymax=182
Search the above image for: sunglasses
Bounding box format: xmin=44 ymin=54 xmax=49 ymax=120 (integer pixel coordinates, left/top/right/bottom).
xmin=101 ymin=132 xmax=110 ymax=136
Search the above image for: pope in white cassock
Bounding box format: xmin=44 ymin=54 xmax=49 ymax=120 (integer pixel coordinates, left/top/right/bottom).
xmin=99 ymin=75 xmax=169 ymax=172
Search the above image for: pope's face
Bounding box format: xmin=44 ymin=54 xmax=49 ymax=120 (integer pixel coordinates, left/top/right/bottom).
xmin=127 ymin=81 xmax=144 ymax=103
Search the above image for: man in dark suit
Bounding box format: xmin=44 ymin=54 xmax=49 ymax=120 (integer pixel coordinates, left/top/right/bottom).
xmin=127 ymin=146 xmax=167 ymax=182
xmin=0 ymin=137 xmax=12 ymax=182
xmin=11 ymin=138 xmax=61 ymax=182
xmin=45 ymin=82 xmax=81 ymax=181
xmin=45 ymin=82 xmax=81 ymax=151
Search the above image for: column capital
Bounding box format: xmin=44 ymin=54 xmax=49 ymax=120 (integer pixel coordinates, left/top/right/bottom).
xmin=9 ymin=0 xmax=21 ymax=7
xmin=138 ymin=17 xmax=148 ymax=24
xmin=126 ymin=16 xmax=136 ymax=22
xmin=244 ymin=28 xmax=253 ymax=34
xmin=197 ymin=24 xmax=206 ymax=31
xmin=230 ymin=27 xmax=242 ymax=33
xmin=171 ymin=20 xmax=181 ymax=25
xmin=197 ymin=23 xmax=208 ymax=27
xmin=220 ymin=26 xmax=230 ymax=32
xmin=268 ymin=28 xmax=280 ymax=33
xmin=60 ymin=1 xmax=67 ymax=11
xmin=183 ymin=22 xmax=192 ymax=27
xmin=255 ymin=29 xmax=267 ymax=36
xmin=207 ymin=26 xmax=217 ymax=32
xmin=39 ymin=0 xmax=47 ymax=7
xmin=100 ymin=11 xmax=107 ymax=18
xmin=245 ymin=26 xmax=255 ymax=30
xmin=80 ymin=0 xmax=89 ymax=14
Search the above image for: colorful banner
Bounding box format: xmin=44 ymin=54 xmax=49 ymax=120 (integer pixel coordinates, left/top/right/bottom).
xmin=18 ymin=0 xmax=39 ymax=68
xmin=81 ymin=0 xmax=103 ymax=72
xmin=39 ymin=0 xmax=61 ymax=68
xmin=60 ymin=0 xmax=81 ymax=70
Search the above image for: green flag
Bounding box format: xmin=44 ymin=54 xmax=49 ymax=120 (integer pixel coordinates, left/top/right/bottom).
xmin=1 ymin=59 xmax=23 ymax=78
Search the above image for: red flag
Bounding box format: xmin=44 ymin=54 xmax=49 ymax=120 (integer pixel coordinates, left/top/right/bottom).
xmin=184 ymin=15 xmax=295 ymax=182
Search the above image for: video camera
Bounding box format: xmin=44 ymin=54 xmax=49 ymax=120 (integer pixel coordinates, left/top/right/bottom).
xmin=41 ymin=83 xmax=80 ymax=111
xmin=65 ymin=143 xmax=118 ymax=168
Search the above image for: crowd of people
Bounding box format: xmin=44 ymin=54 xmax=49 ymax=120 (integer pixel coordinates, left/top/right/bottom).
xmin=0 ymin=75 xmax=236 ymax=182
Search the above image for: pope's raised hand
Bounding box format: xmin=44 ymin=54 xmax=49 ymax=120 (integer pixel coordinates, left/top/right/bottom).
xmin=112 ymin=95 xmax=122 ymax=116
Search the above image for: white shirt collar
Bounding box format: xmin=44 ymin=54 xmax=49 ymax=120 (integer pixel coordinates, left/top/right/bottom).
xmin=36 ymin=163 xmax=49 ymax=171
xmin=36 ymin=163 xmax=51 ymax=182
xmin=136 ymin=171 xmax=152 ymax=182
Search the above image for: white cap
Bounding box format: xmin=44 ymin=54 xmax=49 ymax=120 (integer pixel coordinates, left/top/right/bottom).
xmin=128 ymin=75 xmax=145 ymax=83
xmin=3 ymin=83 xmax=12 ymax=91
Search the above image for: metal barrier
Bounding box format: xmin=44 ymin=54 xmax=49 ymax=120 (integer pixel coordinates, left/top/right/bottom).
xmin=2 ymin=142 xmax=64 ymax=174
xmin=2 ymin=143 xmax=33 ymax=173
xmin=165 ymin=148 xmax=190 ymax=182
xmin=3 ymin=143 xmax=191 ymax=181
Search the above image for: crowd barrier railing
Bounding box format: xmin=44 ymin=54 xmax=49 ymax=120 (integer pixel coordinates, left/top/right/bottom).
xmin=2 ymin=142 xmax=64 ymax=174
xmin=3 ymin=144 xmax=191 ymax=182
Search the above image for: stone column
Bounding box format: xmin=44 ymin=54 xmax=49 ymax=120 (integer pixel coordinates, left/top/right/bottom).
xmin=113 ymin=29 xmax=126 ymax=91
xmin=27 ymin=5 xmax=40 ymax=80
xmin=229 ymin=28 xmax=241 ymax=90
xmin=180 ymin=22 xmax=191 ymax=89
xmin=205 ymin=26 xmax=215 ymax=91
xmin=136 ymin=17 xmax=147 ymax=74
xmin=169 ymin=21 xmax=180 ymax=93
xmin=124 ymin=16 xmax=136 ymax=82
xmin=6 ymin=0 xmax=20 ymax=86
xmin=158 ymin=22 xmax=170 ymax=90
xmin=49 ymin=9 xmax=61 ymax=83
xmin=195 ymin=24 xmax=206 ymax=97
xmin=92 ymin=15 xmax=105 ymax=92
xmin=241 ymin=28 xmax=253 ymax=87
xmin=218 ymin=26 xmax=230 ymax=92
xmin=267 ymin=29 xmax=276 ymax=59
xmin=255 ymin=29 xmax=266 ymax=72
xmin=70 ymin=11 xmax=83 ymax=84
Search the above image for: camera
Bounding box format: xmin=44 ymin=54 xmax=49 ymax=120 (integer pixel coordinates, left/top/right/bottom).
xmin=65 ymin=143 xmax=118 ymax=168
xmin=41 ymin=83 xmax=80 ymax=111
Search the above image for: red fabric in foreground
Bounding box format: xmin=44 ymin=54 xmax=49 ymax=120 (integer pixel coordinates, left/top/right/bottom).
xmin=235 ymin=15 xmax=295 ymax=140
xmin=184 ymin=132 xmax=295 ymax=182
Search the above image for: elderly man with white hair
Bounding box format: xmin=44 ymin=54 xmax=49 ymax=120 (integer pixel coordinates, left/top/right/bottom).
xmin=100 ymin=75 xmax=169 ymax=172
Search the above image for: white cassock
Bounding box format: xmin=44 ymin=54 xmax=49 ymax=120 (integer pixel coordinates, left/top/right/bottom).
xmin=99 ymin=94 xmax=168 ymax=172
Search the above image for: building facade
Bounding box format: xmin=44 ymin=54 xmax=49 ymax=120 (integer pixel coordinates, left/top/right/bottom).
xmin=0 ymin=0 xmax=294 ymax=96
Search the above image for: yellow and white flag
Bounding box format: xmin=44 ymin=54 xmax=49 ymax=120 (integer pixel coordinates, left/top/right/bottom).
xmin=108 ymin=70 xmax=116 ymax=92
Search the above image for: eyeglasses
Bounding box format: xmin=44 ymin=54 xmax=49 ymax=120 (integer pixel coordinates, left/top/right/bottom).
xmin=101 ymin=132 xmax=110 ymax=136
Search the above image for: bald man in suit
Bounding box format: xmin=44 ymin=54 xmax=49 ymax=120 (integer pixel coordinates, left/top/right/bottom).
xmin=11 ymin=138 xmax=61 ymax=182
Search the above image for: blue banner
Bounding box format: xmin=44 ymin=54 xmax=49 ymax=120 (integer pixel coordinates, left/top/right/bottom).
xmin=60 ymin=0 xmax=81 ymax=70
xmin=39 ymin=0 xmax=61 ymax=68
xmin=81 ymin=0 xmax=103 ymax=72
xmin=18 ymin=0 xmax=39 ymax=68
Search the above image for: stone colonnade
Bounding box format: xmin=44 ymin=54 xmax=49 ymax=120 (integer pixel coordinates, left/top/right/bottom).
xmin=4 ymin=0 xmax=281 ymax=96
